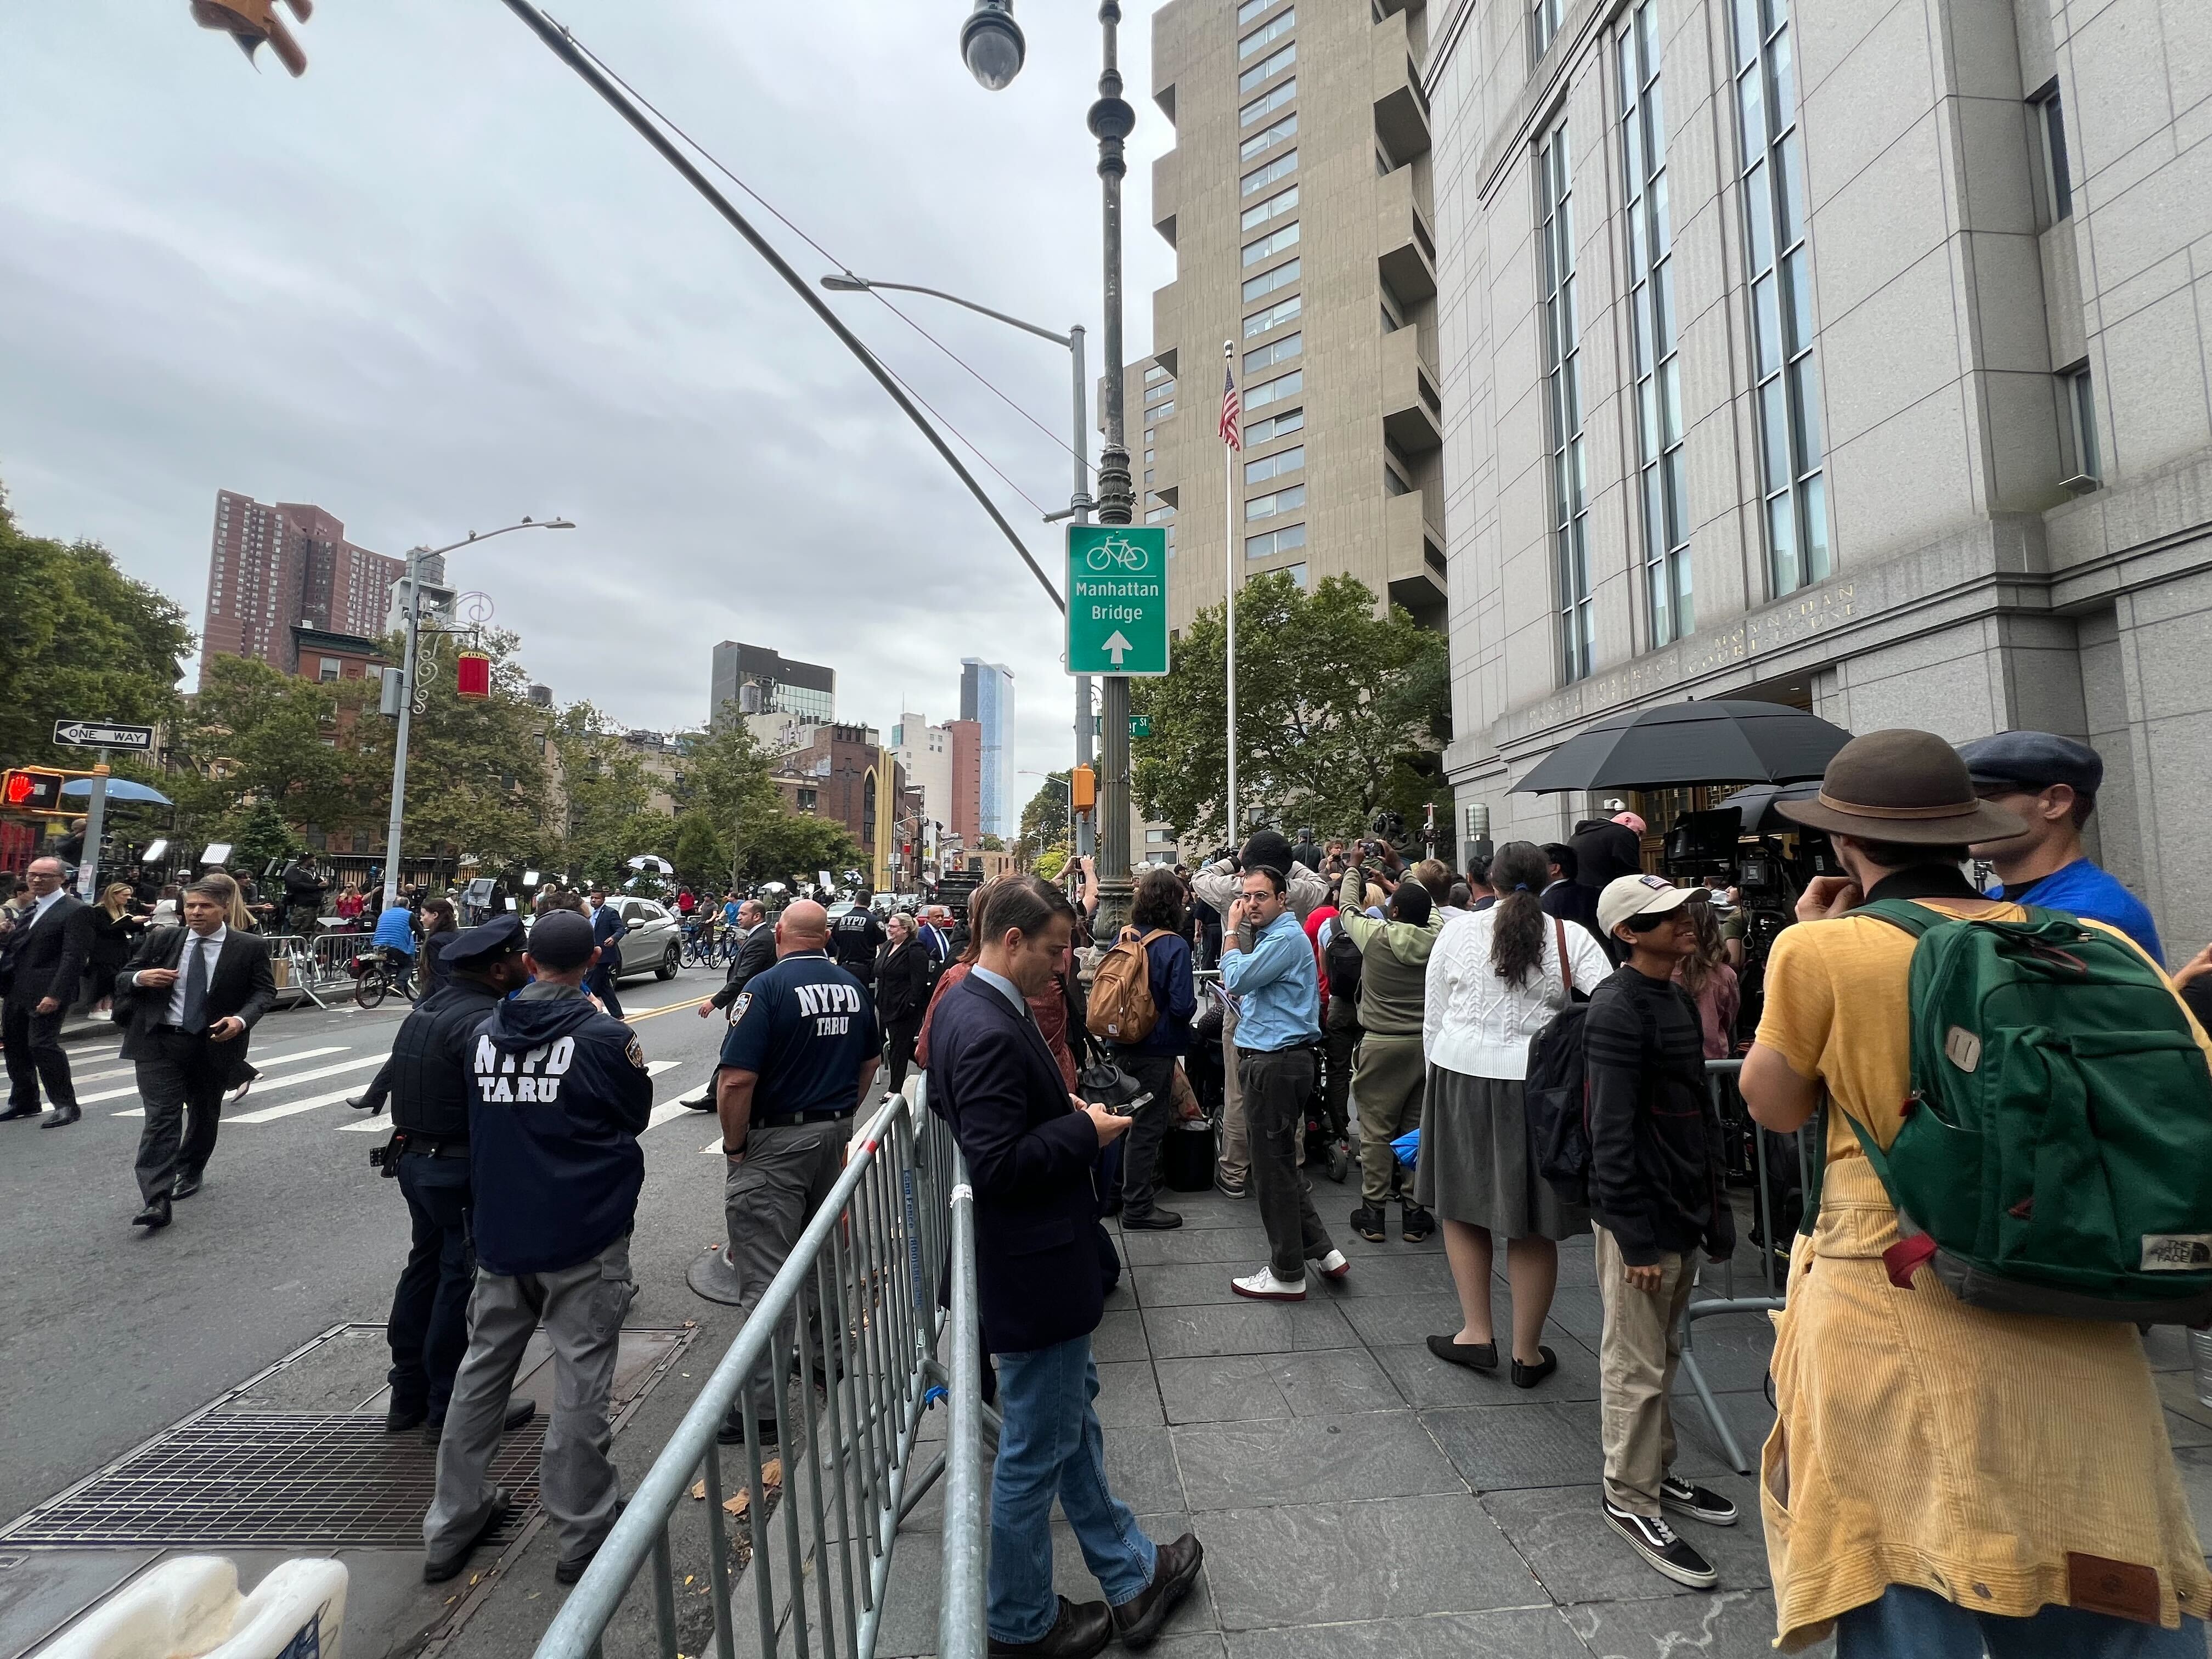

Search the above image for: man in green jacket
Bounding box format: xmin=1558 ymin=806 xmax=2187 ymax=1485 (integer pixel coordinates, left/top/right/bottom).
xmin=1336 ymin=862 xmax=1442 ymax=1242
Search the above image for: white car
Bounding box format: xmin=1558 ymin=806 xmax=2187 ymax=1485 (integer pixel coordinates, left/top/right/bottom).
xmin=611 ymin=897 xmax=683 ymax=981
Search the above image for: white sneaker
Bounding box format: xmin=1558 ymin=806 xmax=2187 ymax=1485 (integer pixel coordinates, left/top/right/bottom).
xmin=1314 ymin=1249 xmax=1350 ymax=1282
xmin=1231 ymin=1266 xmax=1307 ymax=1301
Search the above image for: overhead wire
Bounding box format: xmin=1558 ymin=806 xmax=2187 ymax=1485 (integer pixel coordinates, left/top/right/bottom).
xmin=558 ymin=30 xmax=1080 ymax=515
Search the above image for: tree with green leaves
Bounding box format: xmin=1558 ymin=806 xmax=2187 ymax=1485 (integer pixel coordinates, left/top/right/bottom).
xmin=550 ymin=702 xmax=673 ymax=885
xmin=668 ymin=719 xmax=862 ymax=888
xmin=167 ymin=653 xmax=379 ymax=843
xmin=1017 ymin=772 xmax=1073 ymax=871
xmin=0 ymin=482 xmax=191 ymax=770
xmin=1130 ymin=571 xmax=1451 ymax=845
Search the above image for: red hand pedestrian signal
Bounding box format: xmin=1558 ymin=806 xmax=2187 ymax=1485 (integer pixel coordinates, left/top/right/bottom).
xmin=2 ymin=769 xmax=66 ymax=812
xmin=189 ymin=0 xmax=313 ymax=77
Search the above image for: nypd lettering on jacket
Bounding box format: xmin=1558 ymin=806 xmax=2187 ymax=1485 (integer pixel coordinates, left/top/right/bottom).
xmin=473 ymin=1033 xmax=580 ymax=1102
xmin=792 ymin=980 xmax=865 ymax=1032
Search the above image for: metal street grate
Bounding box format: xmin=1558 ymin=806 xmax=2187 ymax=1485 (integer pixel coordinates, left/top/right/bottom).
xmin=0 ymin=1414 xmax=543 ymax=1548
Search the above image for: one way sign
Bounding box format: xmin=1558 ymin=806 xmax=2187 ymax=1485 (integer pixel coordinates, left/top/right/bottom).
xmin=52 ymin=719 xmax=156 ymax=753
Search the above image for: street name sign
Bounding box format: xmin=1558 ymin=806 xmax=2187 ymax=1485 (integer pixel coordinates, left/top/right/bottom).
xmin=52 ymin=719 xmax=154 ymax=752
xmin=1066 ymin=526 xmax=1169 ymax=676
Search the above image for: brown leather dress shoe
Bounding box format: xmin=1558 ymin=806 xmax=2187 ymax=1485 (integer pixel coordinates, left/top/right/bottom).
xmin=988 ymin=1595 xmax=1112 ymax=1657
xmin=1109 ymin=1532 xmax=1204 ymax=1647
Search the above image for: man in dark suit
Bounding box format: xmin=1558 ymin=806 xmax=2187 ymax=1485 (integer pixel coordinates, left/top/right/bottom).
xmin=585 ymin=885 xmax=627 ymax=1018
xmin=1 ymin=856 xmax=95 ymax=1126
xmin=1541 ymin=842 xmax=1614 ymax=962
xmin=930 ymin=875 xmax=1202 ymax=1658
xmin=113 ymin=873 xmax=276 ymax=1229
xmin=678 ymin=899 xmax=777 ymax=1110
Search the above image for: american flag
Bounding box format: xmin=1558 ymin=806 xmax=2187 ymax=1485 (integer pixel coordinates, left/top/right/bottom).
xmin=1219 ymin=364 xmax=1241 ymax=451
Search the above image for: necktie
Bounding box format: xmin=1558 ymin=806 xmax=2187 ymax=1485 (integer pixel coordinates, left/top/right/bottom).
xmin=180 ymin=935 xmax=210 ymax=1034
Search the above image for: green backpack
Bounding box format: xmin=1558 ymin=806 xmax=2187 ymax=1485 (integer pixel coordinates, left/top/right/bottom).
xmin=1802 ymin=899 xmax=2212 ymax=1323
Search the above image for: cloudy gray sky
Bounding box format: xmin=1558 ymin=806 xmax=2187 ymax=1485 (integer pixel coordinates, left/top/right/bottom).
xmin=0 ymin=0 xmax=1176 ymax=791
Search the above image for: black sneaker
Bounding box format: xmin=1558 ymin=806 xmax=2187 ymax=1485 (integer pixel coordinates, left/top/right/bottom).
xmin=1400 ymin=1204 xmax=1435 ymax=1243
xmin=1660 ymin=1475 xmax=1739 ymax=1526
xmin=1348 ymin=1205 xmax=1387 ymax=1243
xmin=1602 ymin=1499 xmax=1717 ymax=1589
xmin=718 ymin=1406 xmax=779 ymax=1447
xmin=1121 ymin=1207 xmax=1184 ymax=1230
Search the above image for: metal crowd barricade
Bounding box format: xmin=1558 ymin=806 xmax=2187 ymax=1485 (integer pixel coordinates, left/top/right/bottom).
xmin=533 ymin=1080 xmax=989 ymax=1659
xmin=1674 ymin=1056 xmax=1817 ymax=1474
xmin=251 ymin=934 xmax=329 ymax=1011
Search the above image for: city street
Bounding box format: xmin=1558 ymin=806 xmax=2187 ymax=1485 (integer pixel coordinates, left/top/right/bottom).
xmin=0 ymin=963 xmax=736 ymax=1531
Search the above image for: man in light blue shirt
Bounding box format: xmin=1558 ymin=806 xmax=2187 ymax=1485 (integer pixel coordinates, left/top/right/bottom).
xmin=1221 ymin=863 xmax=1347 ymax=1302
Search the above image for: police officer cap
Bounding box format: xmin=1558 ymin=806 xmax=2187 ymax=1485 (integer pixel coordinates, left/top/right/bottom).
xmin=444 ymin=911 xmax=526 ymax=969
xmin=1955 ymin=730 xmax=2103 ymax=798
xmin=526 ymin=908 xmax=597 ymax=970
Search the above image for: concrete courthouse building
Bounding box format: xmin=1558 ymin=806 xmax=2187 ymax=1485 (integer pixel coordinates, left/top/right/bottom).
xmin=1429 ymin=0 xmax=2212 ymax=947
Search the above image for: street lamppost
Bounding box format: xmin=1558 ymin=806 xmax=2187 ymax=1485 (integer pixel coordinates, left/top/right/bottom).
xmin=1017 ymin=768 xmax=1076 ymax=866
xmin=819 ymin=272 xmax=1097 ymax=857
xmin=962 ymin=0 xmax=1138 ymax=933
xmin=379 ymin=516 xmax=574 ymax=907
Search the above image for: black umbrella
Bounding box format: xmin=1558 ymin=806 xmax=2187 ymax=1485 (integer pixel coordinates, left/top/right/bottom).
xmin=1717 ymin=778 xmax=1824 ymax=833
xmin=1510 ymin=699 xmax=1852 ymax=794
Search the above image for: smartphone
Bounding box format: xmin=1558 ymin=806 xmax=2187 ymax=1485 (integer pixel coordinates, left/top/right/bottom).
xmin=1105 ymin=1091 xmax=1156 ymax=1118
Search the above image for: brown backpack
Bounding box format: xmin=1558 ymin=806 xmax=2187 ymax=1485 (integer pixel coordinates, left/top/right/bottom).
xmin=1087 ymin=929 xmax=1169 ymax=1045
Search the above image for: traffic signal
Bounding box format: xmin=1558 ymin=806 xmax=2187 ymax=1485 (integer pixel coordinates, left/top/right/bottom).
xmin=1070 ymin=765 xmax=1096 ymax=812
xmin=190 ymin=0 xmax=312 ymax=77
xmin=1 ymin=768 xmax=68 ymax=814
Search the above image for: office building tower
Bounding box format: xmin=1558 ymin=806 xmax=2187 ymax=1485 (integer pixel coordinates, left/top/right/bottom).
xmin=709 ymin=641 xmax=836 ymax=730
xmin=1131 ymin=0 xmax=1445 ymax=633
xmin=1430 ymin=0 xmax=2212 ymax=943
xmin=959 ymin=659 xmax=1016 ymax=840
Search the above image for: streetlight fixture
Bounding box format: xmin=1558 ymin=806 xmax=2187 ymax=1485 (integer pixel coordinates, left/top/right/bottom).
xmin=818 ymin=269 xmax=1096 ymax=857
xmin=968 ymin=2 xmax=1139 ymax=934
xmin=379 ymin=516 xmax=574 ymax=907
xmin=960 ymin=0 xmax=1026 ymax=90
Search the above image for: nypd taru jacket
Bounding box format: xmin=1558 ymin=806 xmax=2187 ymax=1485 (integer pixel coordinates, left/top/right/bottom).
xmin=469 ymin=981 xmax=653 ymax=1276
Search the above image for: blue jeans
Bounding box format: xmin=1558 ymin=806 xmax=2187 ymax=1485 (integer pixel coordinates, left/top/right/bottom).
xmin=988 ymin=1334 xmax=1158 ymax=1645
xmin=1837 ymin=1584 xmax=2207 ymax=1658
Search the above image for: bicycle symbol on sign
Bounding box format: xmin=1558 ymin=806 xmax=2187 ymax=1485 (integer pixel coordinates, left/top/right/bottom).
xmin=1084 ymin=533 xmax=1152 ymax=573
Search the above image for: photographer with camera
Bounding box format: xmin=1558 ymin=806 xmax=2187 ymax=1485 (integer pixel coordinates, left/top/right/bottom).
xmin=372 ymin=911 xmax=538 ymax=1443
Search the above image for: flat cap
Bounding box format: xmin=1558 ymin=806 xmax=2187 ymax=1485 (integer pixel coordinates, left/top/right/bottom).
xmin=1955 ymin=730 xmax=2104 ymax=797
xmin=444 ymin=911 xmax=525 ymax=968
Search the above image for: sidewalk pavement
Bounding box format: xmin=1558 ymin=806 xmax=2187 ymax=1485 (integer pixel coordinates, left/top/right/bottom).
xmin=876 ymin=1175 xmax=2212 ymax=1658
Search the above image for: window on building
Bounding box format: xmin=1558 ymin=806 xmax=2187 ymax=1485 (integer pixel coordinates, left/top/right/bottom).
xmin=1733 ymin=0 xmax=1827 ymax=596
xmin=1240 ymin=78 xmax=1296 ymax=127
xmin=1243 ymin=331 xmax=1302 ymax=374
xmin=1239 ymin=41 xmax=1295 ymax=94
xmin=1152 ymin=400 xmax=1175 ymax=419
xmin=1621 ymin=0 xmax=1692 ymax=646
xmin=1244 ymin=293 xmax=1302 ymax=338
xmin=1143 ymin=362 xmax=1171 ymax=386
xmin=1239 ymin=7 xmax=1294 ymax=59
xmin=319 ymin=658 xmax=341 ymax=682
xmin=1240 ymin=184 xmax=1299 ymax=232
xmin=1240 ymin=110 xmax=1297 ymax=161
xmin=1245 ymin=483 xmax=1307 ymax=520
xmin=1246 ymin=445 xmax=1305 ymax=485
xmin=2059 ymin=362 xmax=2100 ymax=485
xmin=1246 ymin=406 xmax=1304 ymax=444
xmin=1241 ymin=148 xmax=1298 ymax=197
xmin=1146 ymin=503 xmax=1177 ymax=524
xmin=1282 ymin=562 xmax=1308 ymax=588
xmin=1245 ymin=523 xmax=1308 ymax=559
xmin=2030 ymin=81 xmax=2073 ymax=223
xmin=1236 ymin=0 xmax=1279 ymax=22
xmin=1242 ymin=257 xmax=1301 ymax=303
xmin=1144 ymin=375 xmax=1177 ymax=407
xmin=1383 ymin=466 xmax=1413 ymax=496
xmin=1537 ymin=122 xmax=1593 ymax=682
xmin=1242 ymin=221 xmax=1301 ymax=267
xmin=1246 ymin=367 xmax=1303 ymax=410
xmin=1532 ymin=0 xmax=1564 ymax=61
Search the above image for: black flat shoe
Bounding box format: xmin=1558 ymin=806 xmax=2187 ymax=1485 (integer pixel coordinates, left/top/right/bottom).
xmin=1120 ymin=1208 xmax=1184 ymax=1230
xmin=386 ymin=1402 xmax=428 ymax=1434
xmin=1425 ymin=1333 xmax=1498 ymax=1371
xmin=1511 ymin=1345 xmax=1559 ymax=1389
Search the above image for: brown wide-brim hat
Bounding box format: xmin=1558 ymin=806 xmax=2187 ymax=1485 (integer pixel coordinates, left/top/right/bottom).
xmin=1776 ymin=729 xmax=2029 ymax=845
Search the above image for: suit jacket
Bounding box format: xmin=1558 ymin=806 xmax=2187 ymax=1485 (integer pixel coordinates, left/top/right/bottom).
xmin=872 ymin=939 xmax=933 ymax=1026
xmin=113 ymin=926 xmax=278 ymax=1086
xmin=928 ymin=972 xmax=1103 ymax=1355
xmin=1 ymin=893 xmax=94 ymax=1011
xmin=709 ymin=923 xmax=778 ymax=1012
xmin=1541 ymin=879 xmax=1612 ymax=958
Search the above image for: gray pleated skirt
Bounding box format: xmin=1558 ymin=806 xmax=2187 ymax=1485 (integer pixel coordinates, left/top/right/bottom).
xmin=1412 ymin=1066 xmax=1591 ymax=1242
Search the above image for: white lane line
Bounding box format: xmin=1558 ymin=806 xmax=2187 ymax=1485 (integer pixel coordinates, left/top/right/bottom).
xmin=701 ymin=1134 xmax=725 ymax=1156
xmin=220 ymin=1057 xmax=388 ymax=1120
xmin=230 ymin=1085 xmax=366 ymax=1124
xmin=84 ymin=1046 xmax=364 ymax=1108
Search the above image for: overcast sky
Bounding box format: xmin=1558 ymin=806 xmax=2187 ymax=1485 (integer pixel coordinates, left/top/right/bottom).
xmin=0 ymin=0 xmax=1176 ymax=790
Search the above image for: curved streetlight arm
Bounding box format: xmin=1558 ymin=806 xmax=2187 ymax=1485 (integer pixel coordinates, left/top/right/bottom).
xmin=827 ymin=275 xmax=1071 ymax=348
xmin=416 ymin=516 xmax=575 ymax=562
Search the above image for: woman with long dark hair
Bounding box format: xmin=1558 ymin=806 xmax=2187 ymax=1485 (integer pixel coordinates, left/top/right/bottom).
xmin=419 ymin=896 xmax=459 ymax=994
xmin=1419 ymin=840 xmax=1610 ymax=1385
xmin=1672 ymin=895 xmax=1740 ymax=1060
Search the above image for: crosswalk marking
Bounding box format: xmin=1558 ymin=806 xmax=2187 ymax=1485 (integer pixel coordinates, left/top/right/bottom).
xmin=80 ymin=1046 xmax=359 ymax=1107
xmin=231 ymin=1085 xmax=371 ymax=1124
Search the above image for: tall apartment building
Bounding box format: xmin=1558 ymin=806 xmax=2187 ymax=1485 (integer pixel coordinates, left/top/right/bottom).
xmin=202 ymin=490 xmax=403 ymax=680
xmin=1431 ymin=0 xmax=2212 ymax=947
xmin=708 ymin=641 xmax=836 ymax=730
xmin=959 ymin=659 xmax=1017 ymax=839
xmin=1133 ymin=0 xmax=1447 ymax=634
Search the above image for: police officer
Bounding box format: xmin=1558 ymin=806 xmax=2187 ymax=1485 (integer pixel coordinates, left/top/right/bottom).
xmin=828 ymin=896 xmax=885 ymax=992
xmin=702 ymin=900 xmax=880 ymax=1448
xmin=376 ymin=912 xmax=537 ymax=1442
xmin=422 ymin=909 xmax=653 ymax=1587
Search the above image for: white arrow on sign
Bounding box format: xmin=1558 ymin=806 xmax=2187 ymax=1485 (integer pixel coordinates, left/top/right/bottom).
xmin=1102 ymin=630 xmax=1134 ymax=666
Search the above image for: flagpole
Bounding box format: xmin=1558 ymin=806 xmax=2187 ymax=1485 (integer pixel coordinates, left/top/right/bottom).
xmin=1222 ymin=339 xmax=1238 ymax=844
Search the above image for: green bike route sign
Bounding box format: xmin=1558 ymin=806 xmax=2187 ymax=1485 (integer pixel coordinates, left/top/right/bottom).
xmin=1065 ymin=525 xmax=1169 ymax=676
